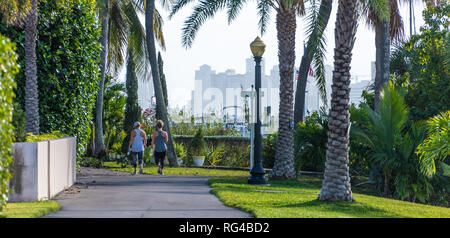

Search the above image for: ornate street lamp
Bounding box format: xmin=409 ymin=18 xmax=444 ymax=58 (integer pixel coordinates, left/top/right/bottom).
xmin=248 ymin=37 xmax=268 ymax=185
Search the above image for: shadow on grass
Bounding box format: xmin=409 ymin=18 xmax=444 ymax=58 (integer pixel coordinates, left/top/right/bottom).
xmin=208 ymin=177 xmax=413 ymax=218
xmin=277 ymin=199 xmax=404 ymax=218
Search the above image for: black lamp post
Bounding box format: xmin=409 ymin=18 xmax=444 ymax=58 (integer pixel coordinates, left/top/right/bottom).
xmin=248 ymin=37 xmax=268 ymax=185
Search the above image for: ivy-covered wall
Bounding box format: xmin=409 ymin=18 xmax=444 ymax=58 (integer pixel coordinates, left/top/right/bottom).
xmin=0 ymin=34 xmax=19 ymax=212
xmin=0 ymin=0 xmax=101 ymax=160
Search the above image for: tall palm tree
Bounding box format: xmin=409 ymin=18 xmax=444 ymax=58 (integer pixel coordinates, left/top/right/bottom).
xmin=94 ymin=0 xmax=165 ymax=157
xmin=146 ymin=0 xmax=179 ymax=167
xmin=318 ymin=0 xmax=388 ymax=201
xmin=169 ymin=0 xmax=306 ymax=179
xmin=24 ymin=0 xmax=39 ymax=135
xmin=294 ymin=0 xmax=333 ymax=126
xmin=364 ymin=0 xmax=404 ymax=109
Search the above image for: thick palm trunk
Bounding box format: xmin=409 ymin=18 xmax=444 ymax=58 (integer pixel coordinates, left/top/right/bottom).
xmin=294 ymin=0 xmax=333 ymax=126
xmin=319 ymin=0 xmax=359 ymax=202
xmin=374 ymin=19 xmax=390 ymax=110
xmin=94 ymin=3 xmax=109 ymax=158
xmin=269 ymin=10 xmax=296 ymax=180
xmin=24 ymin=0 xmax=39 ymax=135
xmin=146 ymin=0 xmax=178 ymax=167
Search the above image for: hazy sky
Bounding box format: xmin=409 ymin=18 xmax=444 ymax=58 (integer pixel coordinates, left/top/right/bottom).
xmin=122 ymin=1 xmax=428 ymax=108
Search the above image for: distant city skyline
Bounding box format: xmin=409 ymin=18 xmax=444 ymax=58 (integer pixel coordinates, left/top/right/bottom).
xmin=121 ymin=1 xmax=427 ymax=109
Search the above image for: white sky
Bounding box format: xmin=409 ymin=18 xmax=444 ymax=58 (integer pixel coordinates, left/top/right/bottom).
xmin=121 ymin=0 xmax=428 ymax=108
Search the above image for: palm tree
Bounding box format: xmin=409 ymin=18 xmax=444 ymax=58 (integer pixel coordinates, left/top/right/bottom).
xmin=169 ymin=0 xmax=307 ymax=179
xmin=364 ymin=0 xmax=404 ymax=109
xmin=318 ymin=0 xmax=388 ymax=201
xmin=294 ymin=0 xmax=333 ymax=126
xmin=24 ymin=0 xmax=39 ymax=135
xmin=146 ymin=0 xmax=179 ymax=167
xmin=94 ymin=0 xmax=165 ymax=157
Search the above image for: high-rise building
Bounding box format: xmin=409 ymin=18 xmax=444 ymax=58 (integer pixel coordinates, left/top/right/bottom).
xmin=138 ymin=78 xmax=154 ymax=110
xmin=191 ymin=58 xmax=292 ymax=133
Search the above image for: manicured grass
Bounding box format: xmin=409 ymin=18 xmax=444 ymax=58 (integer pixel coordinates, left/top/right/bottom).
xmin=103 ymin=161 xmax=250 ymax=177
xmin=1 ymin=201 xmax=60 ymax=218
xmin=103 ymin=161 xmax=449 ymax=217
xmin=208 ymin=177 xmax=450 ymax=218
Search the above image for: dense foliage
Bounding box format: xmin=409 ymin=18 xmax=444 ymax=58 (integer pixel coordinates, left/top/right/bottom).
xmin=417 ymin=111 xmax=450 ymax=177
xmin=1 ymin=0 xmax=101 ymax=161
xmin=294 ymin=108 xmax=328 ymax=173
xmin=190 ymin=128 xmax=206 ymax=155
xmin=0 ymin=34 xmax=18 ymax=212
xmin=172 ymin=122 xmax=240 ymax=136
xmin=102 ymin=76 xmax=126 ymax=155
xmin=390 ymin=3 xmax=450 ymax=122
xmin=262 ymin=133 xmax=277 ymax=169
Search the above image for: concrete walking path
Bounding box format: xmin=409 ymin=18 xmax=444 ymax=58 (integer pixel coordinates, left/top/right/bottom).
xmin=44 ymin=168 xmax=251 ymax=218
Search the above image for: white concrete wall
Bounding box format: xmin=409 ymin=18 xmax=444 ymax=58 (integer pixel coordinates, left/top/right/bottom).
xmin=8 ymin=137 xmax=77 ymax=202
xmin=37 ymin=141 xmax=49 ymax=201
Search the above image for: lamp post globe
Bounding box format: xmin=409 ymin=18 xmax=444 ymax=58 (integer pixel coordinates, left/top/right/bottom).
xmin=248 ymin=37 xmax=268 ymax=185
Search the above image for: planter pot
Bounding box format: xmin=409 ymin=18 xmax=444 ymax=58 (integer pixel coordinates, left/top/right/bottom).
xmin=193 ymin=156 xmax=205 ymax=166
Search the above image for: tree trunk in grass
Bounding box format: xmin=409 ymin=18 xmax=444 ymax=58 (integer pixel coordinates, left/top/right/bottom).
xmin=319 ymin=0 xmax=359 ymax=202
xmin=146 ymin=0 xmax=178 ymax=166
xmin=269 ymin=10 xmax=296 ymax=180
xmin=24 ymin=0 xmax=39 ymax=135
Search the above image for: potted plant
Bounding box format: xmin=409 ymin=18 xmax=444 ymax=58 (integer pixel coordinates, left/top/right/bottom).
xmin=190 ymin=128 xmax=206 ymax=166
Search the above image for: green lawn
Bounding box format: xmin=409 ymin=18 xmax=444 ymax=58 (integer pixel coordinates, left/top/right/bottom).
xmin=1 ymin=201 xmax=60 ymax=218
xmin=103 ymin=161 xmax=250 ymax=177
xmin=208 ymin=177 xmax=450 ymax=218
xmin=104 ymin=162 xmax=450 ymax=218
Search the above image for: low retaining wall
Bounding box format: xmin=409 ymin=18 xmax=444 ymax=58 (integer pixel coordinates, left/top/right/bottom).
xmin=8 ymin=137 xmax=76 ymax=202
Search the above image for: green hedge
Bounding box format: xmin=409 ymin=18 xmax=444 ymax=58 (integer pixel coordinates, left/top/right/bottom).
xmin=0 ymin=34 xmax=19 ymax=212
xmin=174 ymin=135 xmax=252 ymax=168
xmin=1 ymin=0 xmax=101 ymax=161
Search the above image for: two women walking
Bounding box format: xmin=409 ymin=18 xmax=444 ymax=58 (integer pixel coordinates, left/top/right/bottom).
xmin=128 ymin=120 xmax=167 ymax=175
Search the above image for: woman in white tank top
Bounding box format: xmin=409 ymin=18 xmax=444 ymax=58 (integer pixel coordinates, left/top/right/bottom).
xmin=128 ymin=121 xmax=147 ymax=175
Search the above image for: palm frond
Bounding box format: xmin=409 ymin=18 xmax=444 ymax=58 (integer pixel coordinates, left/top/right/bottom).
xmin=227 ymin=0 xmax=248 ymax=24
xmin=389 ymin=0 xmax=404 ymax=41
xmin=169 ymin=0 xmax=196 ymax=18
xmin=108 ymin=0 xmax=129 ymax=77
xmin=124 ymin=0 xmax=152 ymax=81
xmin=417 ymin=111 xmax=450 ymax=177
xmin=257 ymin=0 xmax=273 ymax=35
xmin=304 ymin=0 xmax=332 ymax=106
xmin=361 ymin=0 xmax=389 ymax=28
xmin=181 ymin=0 xmax=228 ymax=48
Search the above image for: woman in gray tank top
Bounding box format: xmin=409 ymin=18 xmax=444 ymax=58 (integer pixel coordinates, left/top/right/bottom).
xmin=152 ymin=120 xmax=168 ymax=175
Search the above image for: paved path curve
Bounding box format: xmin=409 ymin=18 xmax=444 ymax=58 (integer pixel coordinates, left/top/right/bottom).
xmin=44 ymin=168 xmax=251 ymax=218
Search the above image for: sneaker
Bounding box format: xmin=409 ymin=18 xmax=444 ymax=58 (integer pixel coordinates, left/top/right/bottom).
xmin=160 ymin=170 xmax=164 ymax=175
xmin=157 ymin=166 xmax=161 ymax=175
xmin=133 ymin=169 xmax=137 ymax=175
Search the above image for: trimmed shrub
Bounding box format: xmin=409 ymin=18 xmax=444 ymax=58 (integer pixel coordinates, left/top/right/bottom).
xmin=26 ymin=131 xmax=68 ymax=142
xmin=0 ymin=34 xmax=19 ymax=212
